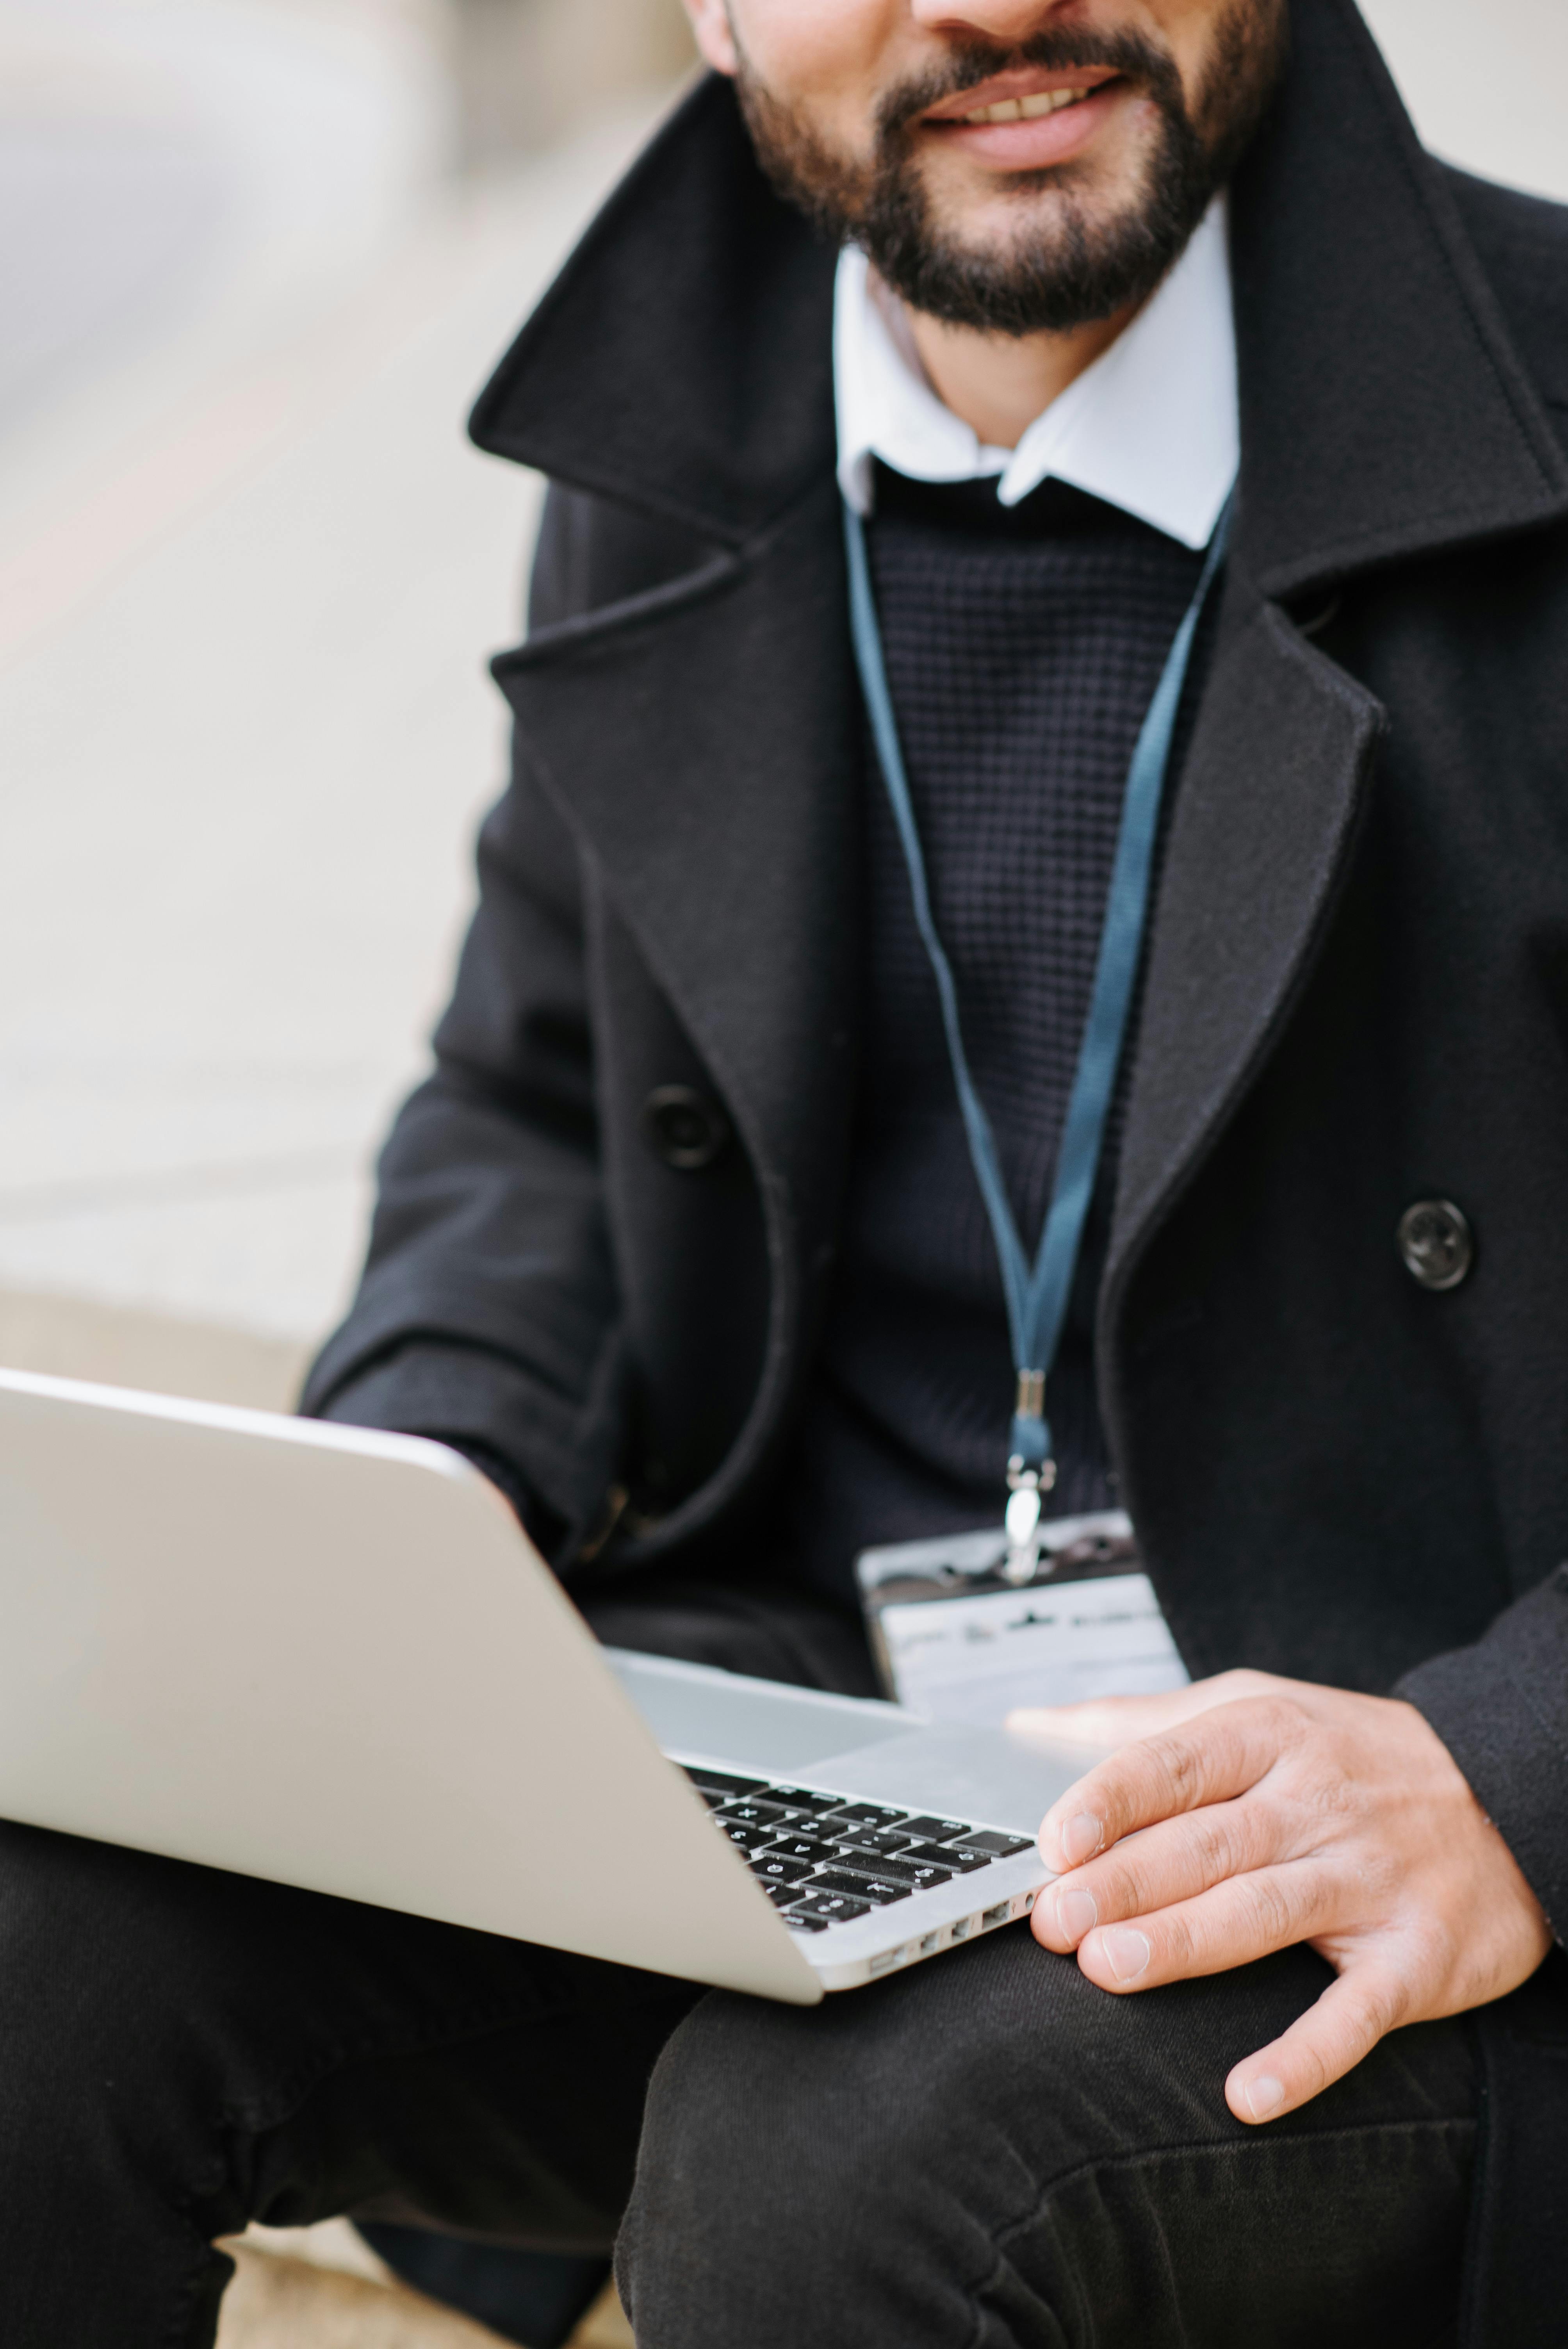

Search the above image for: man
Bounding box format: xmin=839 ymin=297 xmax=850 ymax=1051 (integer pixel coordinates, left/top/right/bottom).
xmin=5 ymin=0 xmax=1567 ymax=2340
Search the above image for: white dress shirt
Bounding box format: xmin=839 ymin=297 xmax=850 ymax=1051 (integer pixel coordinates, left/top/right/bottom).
xmin=834 ymin=196 xmax=1238 ymax=550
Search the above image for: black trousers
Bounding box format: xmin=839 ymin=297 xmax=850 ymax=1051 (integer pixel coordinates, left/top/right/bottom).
xmin=0 ymin=1574 xmax=1483 ymax=2347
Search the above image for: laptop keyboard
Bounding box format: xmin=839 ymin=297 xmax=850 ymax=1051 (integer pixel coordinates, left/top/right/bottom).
xmin=684 ymin=1767 xmax=1033 ymax=1936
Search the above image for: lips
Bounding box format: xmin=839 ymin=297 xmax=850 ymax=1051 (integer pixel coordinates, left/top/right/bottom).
xmin=955 ymin=86 xmax=1096 ymax=125
xmin=920 ymin=66 xmax=1122 ymax=128
xmin=917 ymin=71 xmax=1127 ymax=168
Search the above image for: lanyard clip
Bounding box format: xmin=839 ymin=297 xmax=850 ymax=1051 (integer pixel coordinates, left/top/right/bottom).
xmin=1004 ymin=1371 xmax=1056 ymax=1586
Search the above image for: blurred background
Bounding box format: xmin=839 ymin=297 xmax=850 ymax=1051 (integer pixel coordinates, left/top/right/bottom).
xmin=4 ymin=0 xmax=1567 ymax=1415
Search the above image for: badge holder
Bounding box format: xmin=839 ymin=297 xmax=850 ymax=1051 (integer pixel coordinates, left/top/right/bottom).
xmin=855 ymin=1507 xmax=1188 ymax=1727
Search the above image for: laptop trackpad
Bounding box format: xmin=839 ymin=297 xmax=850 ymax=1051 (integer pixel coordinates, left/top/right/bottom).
xmin=606 ymin=1647 xmax=914 ymax=1775
xmin=796 ymin=1723 xmax=1085 ymax=1838
xmin=606 ymin=1649 xmax=1087 ymax=1834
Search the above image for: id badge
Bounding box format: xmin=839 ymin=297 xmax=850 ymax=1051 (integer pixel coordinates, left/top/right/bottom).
xmin=855 ymin=1511 xmax=1190 ymax=1727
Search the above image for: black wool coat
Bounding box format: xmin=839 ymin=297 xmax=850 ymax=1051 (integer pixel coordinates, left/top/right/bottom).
xmin=305 ymin=1 xmax=1568 ymax=2321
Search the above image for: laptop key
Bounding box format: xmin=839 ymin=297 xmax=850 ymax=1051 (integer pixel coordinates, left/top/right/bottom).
xmin=902 ymin=1816 xmax=976 ymax=1842
xmin=833 ymin=1850 xmax=944 ymax=1887
xmin=904 ymin=1839 xmax=992 ymax=1871
xmin=899 ymin=1863 xmax=954 ymax=1892
xmin=838 ymin=1827 xmax=917 ymax=1859
xmin=764 ymin=1787 xmax=844 ymax=1814
xmin=791 ymin=1890 xmax=872 ymax=1924
xmin=784 ymin=1912 xmax=831 ymax=1932
xmin=810 ymin=1870 xmax=913 ymax=1906
xmin=717 ymin=1799 xmax=796 ymax=1829
xmin=838 ymin=1855 xmax=954 ymax=1895
xmin=960 ymin=1831 xmax=1035 ymax=1858
xmin=718 ymin=1821 xmax=775 ymax=1852
xmin=686 ymin=1769 xmax=770 ymax=1797
xmin=818 ymin=1803 xmax=910 ymax=1830
xmin=760 ymin=1834 xmax=843 ymax=1866
xmin=750 ymin=1856 xmax=814 ymax=1886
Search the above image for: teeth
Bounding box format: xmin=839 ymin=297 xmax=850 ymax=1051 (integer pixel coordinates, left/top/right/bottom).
xmin=960 ymin=87 xmax=1090 ymax=125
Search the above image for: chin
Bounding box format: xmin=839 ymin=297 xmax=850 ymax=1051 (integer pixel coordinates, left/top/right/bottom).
xmin=920 ymin=147 xmax=1155 ymax=248
xmin=918 ymin=182 xmax=1114 ymax=273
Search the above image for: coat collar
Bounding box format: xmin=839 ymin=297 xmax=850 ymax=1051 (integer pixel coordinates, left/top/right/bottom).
xmin=1229 ymin=0 xmax=1568 ymax=597
xmin=470 ymin=0 xmax=1568 ymax=583
xmin=468 ymin=75 xmax=834 ymax=547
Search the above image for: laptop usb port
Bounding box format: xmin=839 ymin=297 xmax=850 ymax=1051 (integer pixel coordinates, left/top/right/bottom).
xmin=950 ymin=1918 xmax=973 ymax=1941
xmin=870 ymin=1945 xmax=907 ymax=1976
xmin=982 ymin=1902 xmax=1010 ymax=1928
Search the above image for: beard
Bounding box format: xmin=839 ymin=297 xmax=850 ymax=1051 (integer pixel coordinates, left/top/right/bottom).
xmin=732 ymin=2 xmax=1288 ymax=337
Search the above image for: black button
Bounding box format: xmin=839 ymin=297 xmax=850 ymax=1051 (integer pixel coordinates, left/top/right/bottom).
xmin=810 ymin=1870 xmax=913 ymax=1906
xmin=959 ymin=1830 xmax=1033 ymax=1858
xmin=716 ymin=1800 xmax=794 ymax=1828
xmin=791 ymin=1890 xmax=870 ymax=1924
xmin=750 ymin=1855 xmax=813 ymax=1885
xmin=641 ymin=1085 xmax=730 ymax=1171
xmin=836 ymin=1828 xmax=916 ymax=1859
xmin=760 ymin=1834 xmax=843 ymax=1866
xmin=718 ymin=1822 xmax=774 ymax=1852
xmin=684 ymin=1769 xmax=766 ymax=1796
xmin=766 ymin=1788 xmax=843 ymax=1813
xmin=1397 ymin=1199 xmax=1474 ymax=1292
xmin=840 ymin=1857 xmax=951 ymax=1893
xmin=904 ymin=1839 xmax=985 ymax=1871
xmin=833 ymin=1849 xmax=932 ymax=1886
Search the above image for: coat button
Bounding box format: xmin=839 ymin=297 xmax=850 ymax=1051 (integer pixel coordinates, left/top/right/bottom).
xmin=641 ymin=1085 xmax=730 ymax=1171
xmin=1396 ymin=1199 xmax=1474 ymax=1291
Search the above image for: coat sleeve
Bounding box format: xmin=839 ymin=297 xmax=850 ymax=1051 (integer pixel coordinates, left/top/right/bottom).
xmin=299 ymin=487 xmax=625 ymax=1559
xmin=1397 ymin=1572 xmax=1568 ymax=1943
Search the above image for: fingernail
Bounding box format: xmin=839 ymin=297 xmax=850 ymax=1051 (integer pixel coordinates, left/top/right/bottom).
xmin=1100 ymin=1927 xmax=1151 ymax=1984
xmin=1245 ymin=2075 xmax=1285 ymax=2121
xmin=1057 ymin=1812 xmax=1103 ymax=1867
xmin=1053 ymin=1887 xmax=1098 ymax=1943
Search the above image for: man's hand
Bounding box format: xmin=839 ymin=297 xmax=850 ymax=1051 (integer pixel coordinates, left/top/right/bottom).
xmin=1009 ymin=1672 xmax=1553 ymax=2126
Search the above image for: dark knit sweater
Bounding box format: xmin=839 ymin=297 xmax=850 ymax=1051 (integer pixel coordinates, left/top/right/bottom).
xmin=786 ymin=468 xmax=1209 ymax=1611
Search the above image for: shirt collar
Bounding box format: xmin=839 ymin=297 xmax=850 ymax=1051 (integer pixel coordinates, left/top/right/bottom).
xmin=834 ymin=195 xmax=1238 ymax=551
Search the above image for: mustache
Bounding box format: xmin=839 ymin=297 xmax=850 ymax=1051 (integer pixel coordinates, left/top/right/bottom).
xmin=875 ymin=26 xmax=1185 ymax=144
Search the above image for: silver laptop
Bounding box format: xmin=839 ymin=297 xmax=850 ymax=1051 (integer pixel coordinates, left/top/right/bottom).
xmin=0 ymin=1367 xmax=1084 ymax=2001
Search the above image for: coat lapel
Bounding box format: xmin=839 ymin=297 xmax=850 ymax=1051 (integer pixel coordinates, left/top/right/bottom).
xmin=492 ymin=477 xmax=858 ymax=1273
xmin=1103 ymin=575 xmax=1384 ymax=1334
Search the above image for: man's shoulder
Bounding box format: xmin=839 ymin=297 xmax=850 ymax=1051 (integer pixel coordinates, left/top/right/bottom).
xmin=1441 ymin=167 xmax=1568 ymax=419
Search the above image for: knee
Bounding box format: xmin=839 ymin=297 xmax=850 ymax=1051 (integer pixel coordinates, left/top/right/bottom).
xmin=616 ymin=1936 xmax=1093 ymax=2338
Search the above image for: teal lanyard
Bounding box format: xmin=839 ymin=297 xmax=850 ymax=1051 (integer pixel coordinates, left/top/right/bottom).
xmin=843 ymin=493 xmax=1233 ymax=1576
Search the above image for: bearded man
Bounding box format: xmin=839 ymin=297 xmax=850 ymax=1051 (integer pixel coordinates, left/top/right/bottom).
xmin=11 ymin=1 xmax=1568 ymax=2342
